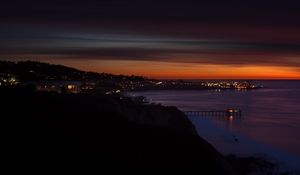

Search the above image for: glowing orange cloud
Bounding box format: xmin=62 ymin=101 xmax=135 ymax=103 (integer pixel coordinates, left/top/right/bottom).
xmin=51 ymin=59 xmax=300 ymax=80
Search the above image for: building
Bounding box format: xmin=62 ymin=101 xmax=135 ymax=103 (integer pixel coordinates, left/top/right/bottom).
xmin=29 ymin=81 xmax=82 ymax=93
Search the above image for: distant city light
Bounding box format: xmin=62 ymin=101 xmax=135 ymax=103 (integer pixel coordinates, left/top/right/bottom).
xmin=67 ymin=85 xmax=74 ymax=89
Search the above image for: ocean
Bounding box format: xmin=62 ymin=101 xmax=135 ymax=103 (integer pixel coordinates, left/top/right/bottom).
xmin=128 ymin=80 xmax=300 ymax=165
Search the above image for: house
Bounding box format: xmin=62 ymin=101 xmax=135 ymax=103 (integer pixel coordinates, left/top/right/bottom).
xmin=29 ymin=81 xmax=82 ymax=93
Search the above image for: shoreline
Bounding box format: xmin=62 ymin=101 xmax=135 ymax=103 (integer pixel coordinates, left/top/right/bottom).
xmin=127 ymin=86 xmax=263 ymax=92
xmin=187 ymin=114 xmax=300 ymax=174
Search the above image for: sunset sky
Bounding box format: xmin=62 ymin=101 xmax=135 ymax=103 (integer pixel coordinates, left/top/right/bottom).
xmin=1 ymin=0 xmax=300 ymax=79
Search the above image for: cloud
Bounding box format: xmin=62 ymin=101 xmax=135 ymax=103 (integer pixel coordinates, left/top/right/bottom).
xmin=2 ymin=43 xmax=300 ymax=68
xmin=1 ymin=0 xmax=300 ymax=71
xmin=1 ymin=0 xmax=300 ymax=26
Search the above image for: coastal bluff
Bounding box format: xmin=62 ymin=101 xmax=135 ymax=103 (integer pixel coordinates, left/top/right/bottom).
xmin=4 ymin=87 xmax=236 ymax=174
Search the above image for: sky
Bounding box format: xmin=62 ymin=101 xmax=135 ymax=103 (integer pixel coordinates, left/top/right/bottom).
xmin=1 ymin=0 xmax=300 ymax=79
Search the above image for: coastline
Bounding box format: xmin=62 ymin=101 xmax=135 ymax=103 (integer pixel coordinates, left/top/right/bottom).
xmin=127 ymin=89 xmax=300 ymax=174
xmin=187 ymin=114 xmax=300 ymax=174
xmin=5 ymin=88 xmax=237 ymax=173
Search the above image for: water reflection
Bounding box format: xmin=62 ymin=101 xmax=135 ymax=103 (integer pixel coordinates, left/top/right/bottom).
xmin=129 ymin=81 xmax=300 ymax=157
xmin=187 ymin=111 xmax=243 ymax=131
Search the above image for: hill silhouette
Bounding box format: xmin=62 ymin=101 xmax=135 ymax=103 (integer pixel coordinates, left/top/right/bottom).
xmin=2 ymin=87 xmax=236 ymax=174
xmin=0 ymin=60 xmax=145 ymax=82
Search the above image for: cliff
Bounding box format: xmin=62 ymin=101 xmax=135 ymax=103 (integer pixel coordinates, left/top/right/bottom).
xmin=3 ymin=87 xmax=236 ymax=174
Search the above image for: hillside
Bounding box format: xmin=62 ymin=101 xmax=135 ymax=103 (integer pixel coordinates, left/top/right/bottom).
xmin=0 ymin=60 xmax=145 ymax=82
xmin=2 ymin=87 xmax=236 ymax=173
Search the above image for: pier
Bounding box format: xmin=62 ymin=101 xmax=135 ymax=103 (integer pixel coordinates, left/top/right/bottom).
xmin=184 ymin=109 xmax=242 ymax=118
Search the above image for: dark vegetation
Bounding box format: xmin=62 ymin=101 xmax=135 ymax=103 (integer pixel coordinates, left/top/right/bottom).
xmin=3 ymin=86 xmax=235 ymax=173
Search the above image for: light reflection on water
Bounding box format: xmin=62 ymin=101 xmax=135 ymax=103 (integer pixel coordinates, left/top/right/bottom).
xmin=128 ymin=81 xmax=300 ymax=158
xmin=188 ymin=112 xmax=243 ymax=137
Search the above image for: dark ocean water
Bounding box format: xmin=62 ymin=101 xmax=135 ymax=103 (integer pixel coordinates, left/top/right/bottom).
xmin=129 ymin=81 xmax=300 ymax=158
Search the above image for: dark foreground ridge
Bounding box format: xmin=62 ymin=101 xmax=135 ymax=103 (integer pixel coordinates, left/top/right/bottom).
xmin=3 ymin=87 xmax=236 ymax=174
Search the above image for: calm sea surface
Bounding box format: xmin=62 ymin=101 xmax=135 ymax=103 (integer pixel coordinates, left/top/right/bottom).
xmin=129 ymin=80 xmax=300 ymax=158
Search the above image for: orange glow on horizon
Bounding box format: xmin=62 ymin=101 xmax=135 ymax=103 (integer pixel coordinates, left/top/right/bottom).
xmin=49 ymin=59 xmax=300 ymax=80
xmin=7 ymin=56 xmax=300 ymax=79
